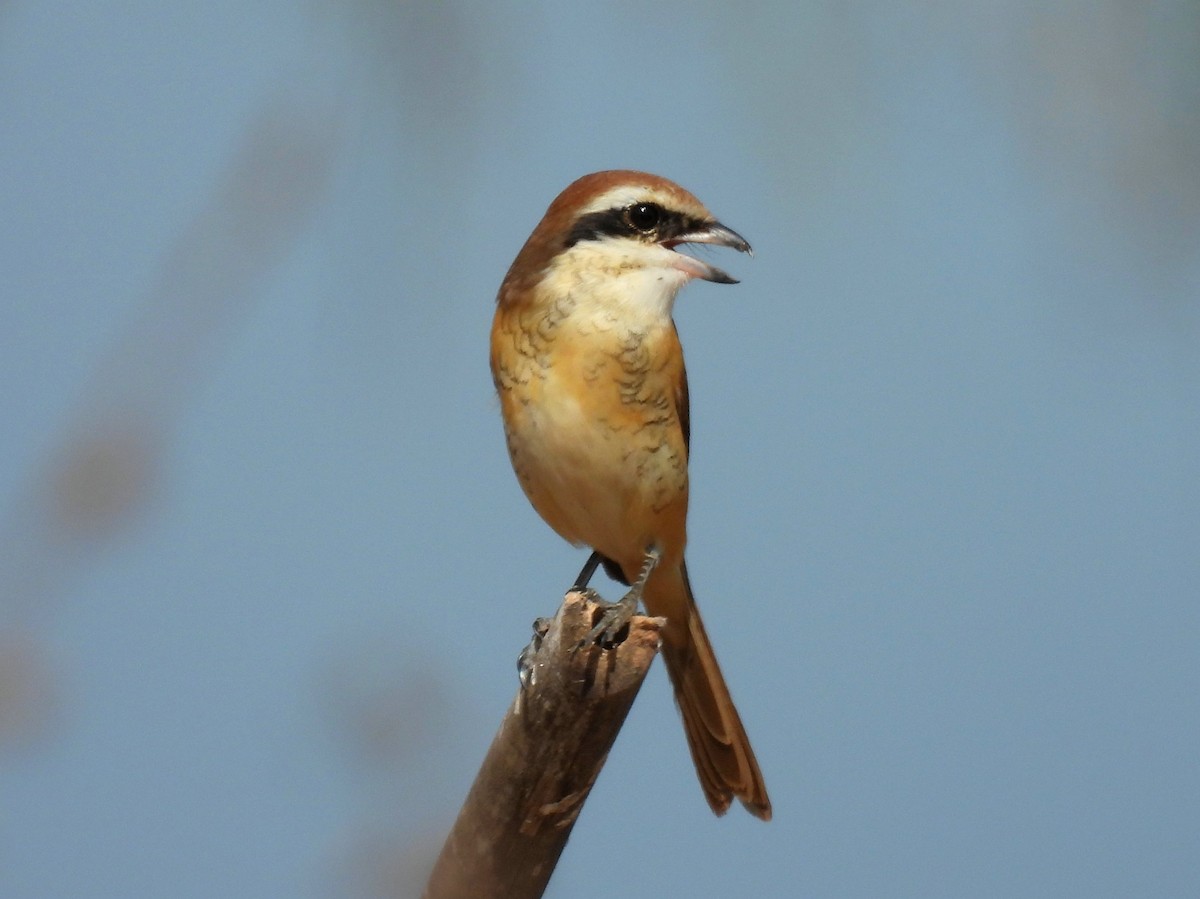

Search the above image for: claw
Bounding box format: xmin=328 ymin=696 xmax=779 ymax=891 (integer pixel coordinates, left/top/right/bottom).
xmin=578 ymin=592 xmax=638 ymax=648
xmin=517 ymin=616 xmax=552 ymax=691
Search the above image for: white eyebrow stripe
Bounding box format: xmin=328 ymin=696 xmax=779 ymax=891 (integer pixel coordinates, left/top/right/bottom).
xmin=577 ymin=185 xmax=679 ymax=216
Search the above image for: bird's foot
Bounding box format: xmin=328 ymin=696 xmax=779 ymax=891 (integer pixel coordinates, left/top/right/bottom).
xmin=517 ymin=616 xmax=552 ymax=691
xmin=574 ymin=546 xmax=659 ymax=649
xmin=576 ymin=591 xmax=639 ymax=649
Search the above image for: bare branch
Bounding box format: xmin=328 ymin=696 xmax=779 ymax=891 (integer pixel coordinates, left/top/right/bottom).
xmin=422 ymin=591 xmax=663 ymax=899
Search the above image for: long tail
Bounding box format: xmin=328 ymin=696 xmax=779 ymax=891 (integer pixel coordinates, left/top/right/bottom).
xmin=645 ymin=560 xmax=772 ymax=820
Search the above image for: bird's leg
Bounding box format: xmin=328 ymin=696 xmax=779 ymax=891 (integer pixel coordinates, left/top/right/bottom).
xmin=570 ymin=551 xmax=604 ymax=597
xmin=579 ymin=546 xmax=661 ymax=648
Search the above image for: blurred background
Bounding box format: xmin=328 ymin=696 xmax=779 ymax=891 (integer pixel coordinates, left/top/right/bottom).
xmin=2 ymin=3 xmax=1197 ymax=896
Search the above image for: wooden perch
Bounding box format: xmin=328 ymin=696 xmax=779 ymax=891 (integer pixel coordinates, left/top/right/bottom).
xmin=422 ymin=591 xmax=664 ymax=899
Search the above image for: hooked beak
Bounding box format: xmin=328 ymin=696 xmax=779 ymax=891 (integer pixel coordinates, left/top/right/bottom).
xmin=661 ymin=221 xmax=753 ymax=284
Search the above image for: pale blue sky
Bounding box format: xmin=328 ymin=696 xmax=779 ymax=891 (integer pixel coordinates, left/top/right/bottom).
xmin=2 ymin=4 xmax=1198 ymax=897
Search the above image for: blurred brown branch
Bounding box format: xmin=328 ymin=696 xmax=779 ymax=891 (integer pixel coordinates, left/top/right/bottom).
xmin=0 ymin=88 xmax=340 ymax=622
xmin=422 ymin=592 xmax=663 ymax=899
xmin=0 ymin=87 xmax=340 ymax=752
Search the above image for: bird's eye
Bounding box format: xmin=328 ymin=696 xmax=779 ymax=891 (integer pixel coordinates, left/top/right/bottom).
xmin=625 ymin=202 xmax=663 ymax=234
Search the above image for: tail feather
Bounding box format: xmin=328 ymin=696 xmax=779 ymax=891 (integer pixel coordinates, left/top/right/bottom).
xmin=649 ymin=561 xmax=772 ymax=820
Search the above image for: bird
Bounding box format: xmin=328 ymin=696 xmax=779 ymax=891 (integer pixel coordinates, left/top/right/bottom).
xmin=490 ymin=170 xmax=771 ymax=820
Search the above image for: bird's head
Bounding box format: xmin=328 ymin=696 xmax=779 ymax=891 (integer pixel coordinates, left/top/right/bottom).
xmin=498 ymin=170 xmax=751 ymax=315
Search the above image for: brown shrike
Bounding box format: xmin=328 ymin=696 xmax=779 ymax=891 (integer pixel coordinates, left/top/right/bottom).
xmin=490 ymin=170 xmax=771 ymax=820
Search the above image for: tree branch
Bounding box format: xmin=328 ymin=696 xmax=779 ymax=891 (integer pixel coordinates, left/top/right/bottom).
xmin=422 ymin=591 xmax=664 ymax=899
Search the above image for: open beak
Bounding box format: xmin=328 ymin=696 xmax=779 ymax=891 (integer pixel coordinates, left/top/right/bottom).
xmin=661 ymin=221 xmax=753 ymax=284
